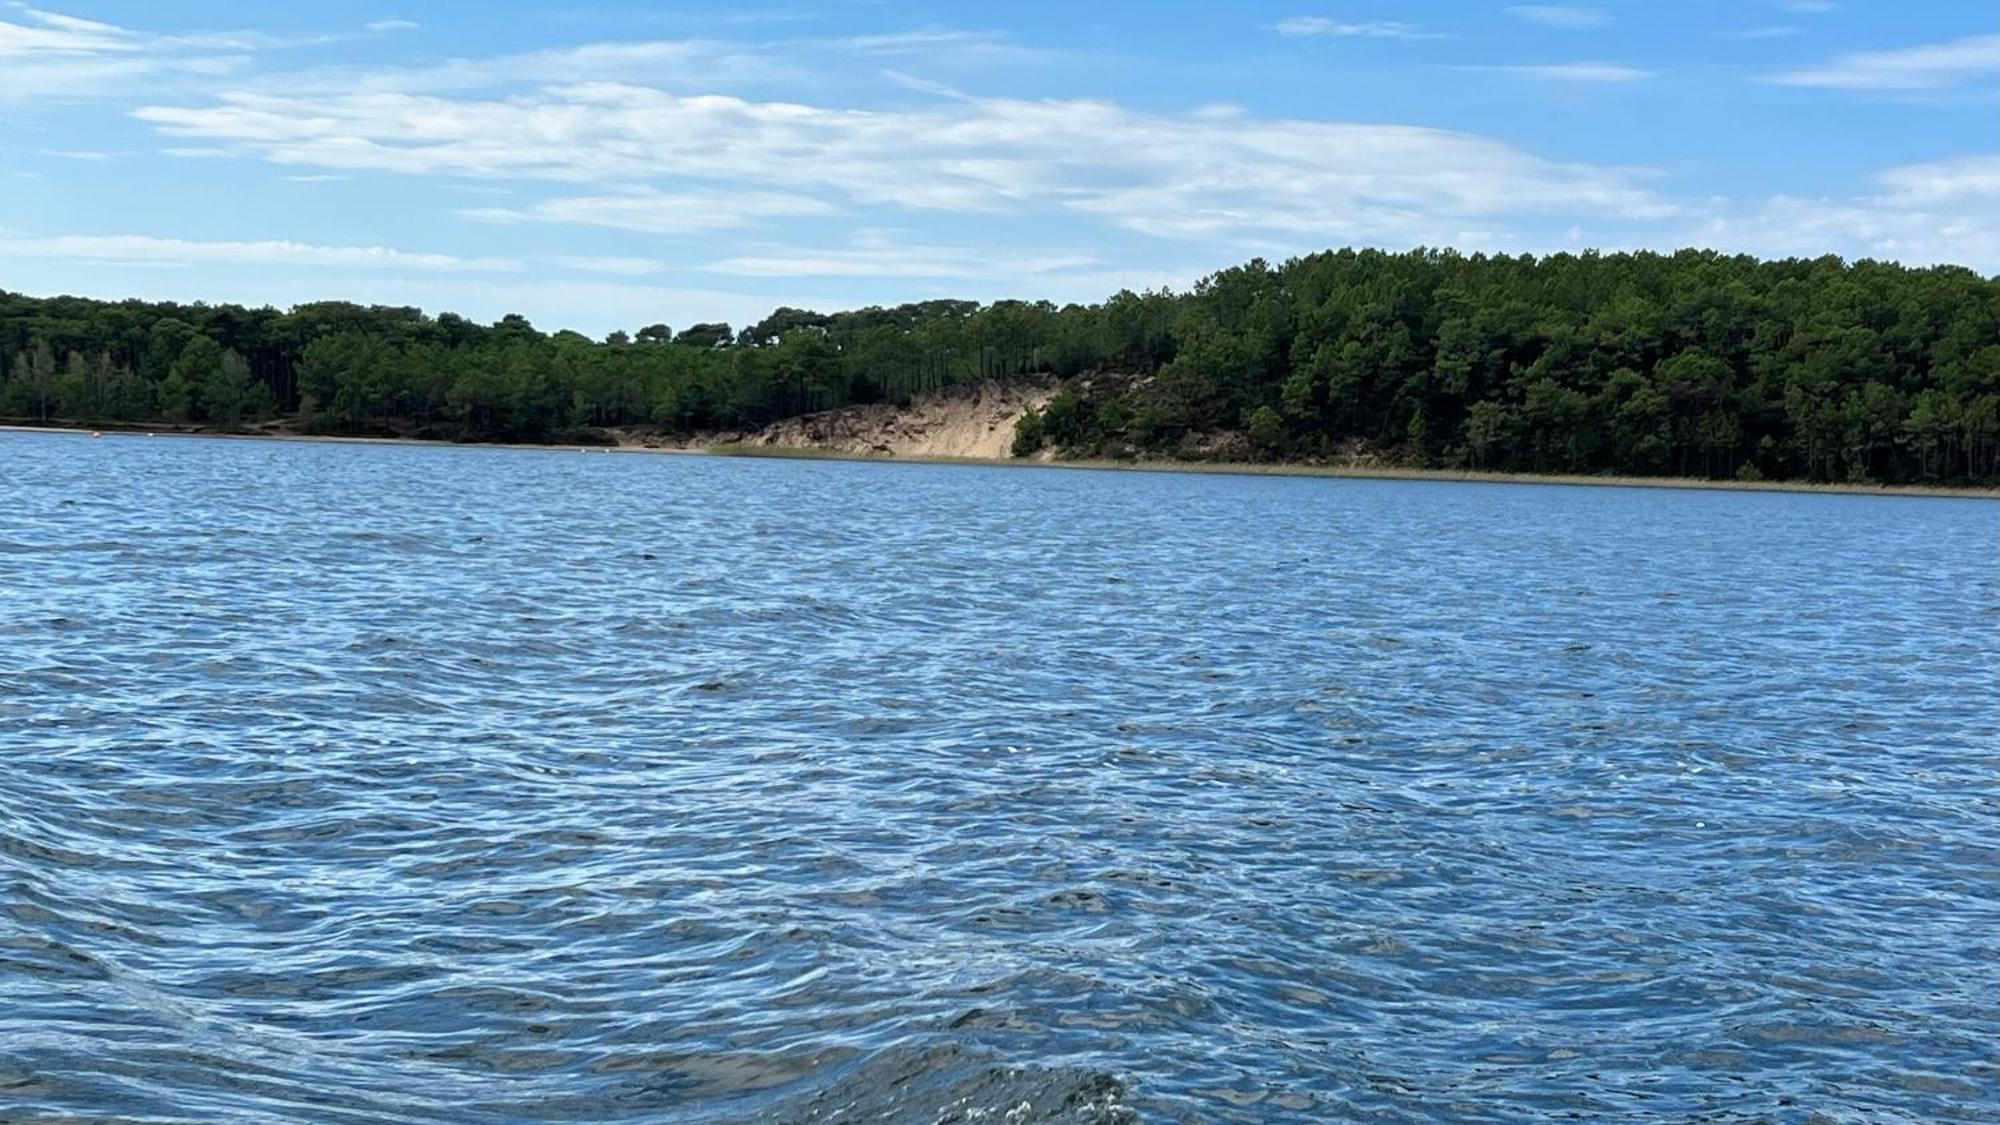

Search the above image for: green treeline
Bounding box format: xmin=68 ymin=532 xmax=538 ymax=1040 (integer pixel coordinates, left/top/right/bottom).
xmin=1011 ymin=249 xmax=2000 ymax=484
xmin=4 ymin=246 xmax=1997 ymax=484
xmin=0 ymin=294 xmax=1098 ymax=444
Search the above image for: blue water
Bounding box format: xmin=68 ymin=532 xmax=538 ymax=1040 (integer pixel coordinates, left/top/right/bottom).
xmin=2 ymin=430 xmax=1996 ymax=1123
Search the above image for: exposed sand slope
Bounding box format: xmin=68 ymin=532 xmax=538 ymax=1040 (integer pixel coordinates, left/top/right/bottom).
xmin=734 ymin=380 xmax=1054 ymax=459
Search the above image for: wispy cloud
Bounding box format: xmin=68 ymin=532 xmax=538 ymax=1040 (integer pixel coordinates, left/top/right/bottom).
xmin=1692 ymin=154 xmax=2000 ymax=268
xmin=1871 ymin=153 xmax=2000 ymax=207
xmin=708 ymin=232 xmax=1099 ymax=279
xmin=9 ymin=0 xmax=1992 ymax=314
xmin=355 ymin=39 xmax=782 ymax=94
xmin=823 ymin=27 xmax=1065 ymax=62
xmin=1505 ymin=63 xmax=1654 ymax=82
xmin=703 ymin=233 xmax=1208 ymax=307
xmin=461 ymin=189 xmax=838 ymax=235
xmin=1777 ymin=1 xmax=1838 ymax=13
xmin=551 ymin=255 xmax=669 ymax=276
xmin=0 ymin=5 xmax=348 ymax=101
xmin=1722 ymin=26 xmax=1800 ymax=41
xmin=1504 ymin=6 xmax=1610 ymax=29
xmin=136 ymin=82 xmax=1675 ymax=250
xmin=0 ymin=233 xmax=522 ymax=271
xmin=0 ymin=7 xmax=137 ymax=55
xmin=261 ymin=26 xmax=1066 ymax=98
xmin=1768 ymin=34 xmax=2000 ymax=91
xmin=1269 ymin=17 xmax=1436 ymax=40
xmin=364 ymin=18 xmax=419 ymax=33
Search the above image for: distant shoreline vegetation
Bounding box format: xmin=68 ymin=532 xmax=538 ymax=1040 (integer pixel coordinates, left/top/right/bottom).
xmin=5 ymin=247 xmax=1997 ymax=485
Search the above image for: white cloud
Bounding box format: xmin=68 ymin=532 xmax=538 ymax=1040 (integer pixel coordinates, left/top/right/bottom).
xmin=1872 ymin=153 xmax=2000 ymax=208
xmin=551 ymin=255 xmax=669 ymax=276
xmin=1722 ymin=26 xmax=1800 ymax=41
xmin=1270 ymin=17 xmax=1435 ymax=40
xmin=273 ymin=37 xmax=786 ymax=96
xmin=710 ymin=237 xmax=1206 ymax=309
xmin=1506 ymin=62 xmax=1655 ymax=82
xmin=1769 ymin=34 xmax=2000 ymax=90
xmin=10 ymin=4 xmax=1990 ymax=321
xmin=0 ymin=6 xmax=286 ymax=101
xmin=0 ymin=234 xmax=521 ymax=272
xmin=365 ymin=18 xmax=419 ymax=33
xmin=823 ymin=27 xmax=1065 ymax=64
xmin=135 ymin=83 xmax=1674 ymax=250
xmin=166 ymin=21 xmax=1136 ymax=112
xmin=0 ymin=8 xmax=137 ymax=56
xmin=708 ymin=233 xmax=1099 ymax=279
xmin=460 ymin=189 xmax=839 ymax=234
xmin=1691 ymin=155 xmax=2000 ymax=269
xmin=1504 ymin=6 xmax=1610 ymax=29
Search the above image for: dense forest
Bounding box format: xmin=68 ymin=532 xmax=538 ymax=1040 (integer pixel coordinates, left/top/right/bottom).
xmin=4 ymin=247 xmax=1997 ymax=484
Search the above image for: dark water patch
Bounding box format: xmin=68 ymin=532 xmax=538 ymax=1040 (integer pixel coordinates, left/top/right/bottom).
xmin=761 ymin=1044 xmax=1136 ymax=1124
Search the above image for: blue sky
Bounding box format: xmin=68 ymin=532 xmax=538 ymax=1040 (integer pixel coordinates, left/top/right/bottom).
xmin=2 ymin=1 xmax=1995 ymax=336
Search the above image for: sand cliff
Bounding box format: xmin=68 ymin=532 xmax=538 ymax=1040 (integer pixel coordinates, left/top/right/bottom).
xmin=714 ymin=380 xmax=1055 ymax=460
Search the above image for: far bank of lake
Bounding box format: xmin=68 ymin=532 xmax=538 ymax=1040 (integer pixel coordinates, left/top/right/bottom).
xmin=8 ymin=420 xmax=1997 ymax=501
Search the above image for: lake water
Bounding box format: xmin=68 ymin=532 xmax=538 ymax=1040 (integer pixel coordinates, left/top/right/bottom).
xmin=2 ymin=430 xmax=1995 ymax=1122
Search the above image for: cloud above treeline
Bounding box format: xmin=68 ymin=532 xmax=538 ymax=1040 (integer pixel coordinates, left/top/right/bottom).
xmin=1766 ymin=33 xmax=2000 ymax=90
xmin=126 ymin=54 xmax=1997 ymax=271
xmin=0 ymin=234 xmax=519 ymax=272
xmin=1269 ymin=17 xmax=1437 ymax=40
xmin=0 ymin=2 xmax=1993 ymax=315
xmin=1504 ymin=6 xmax=1611 ymax=30
xmin=135 ymin=83 xmax=1674 ymax=251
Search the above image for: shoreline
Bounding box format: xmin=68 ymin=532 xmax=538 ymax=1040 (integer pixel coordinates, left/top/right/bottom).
xmin=7 ymin=421 xmax=1995 ymax=500
xmin=705 ymin=444 xmax=2000 ymax=499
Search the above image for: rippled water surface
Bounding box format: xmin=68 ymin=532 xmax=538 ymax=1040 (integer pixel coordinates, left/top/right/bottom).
xmin=3 ymin=430 xmax=1996 ymax=1123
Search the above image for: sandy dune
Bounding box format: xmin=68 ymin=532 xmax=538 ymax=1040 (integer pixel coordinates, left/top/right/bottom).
xmin=733 ymin=380 xmax=1054 ymax=460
